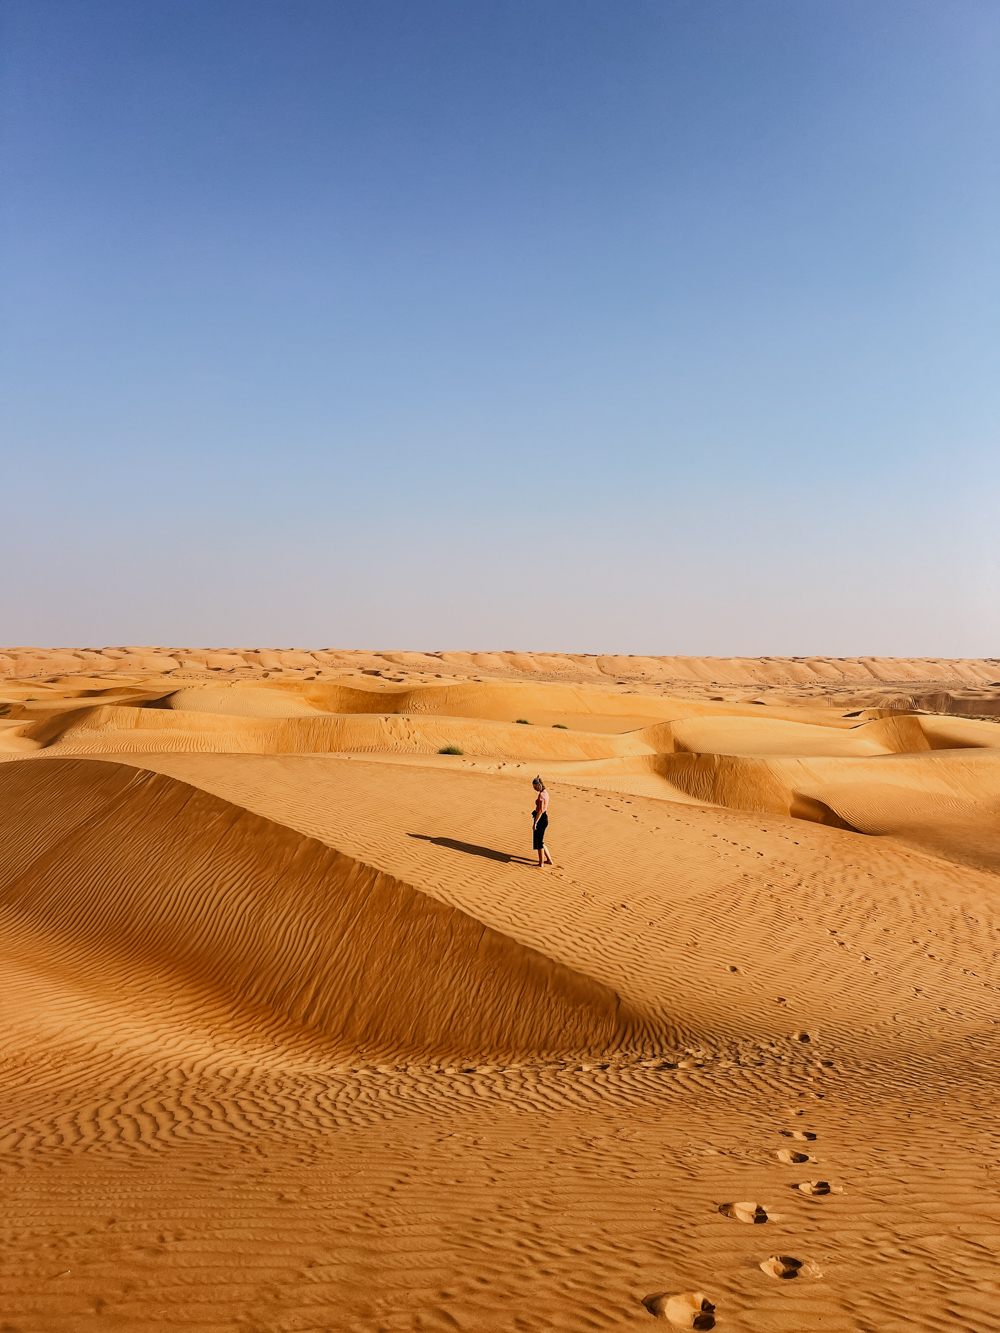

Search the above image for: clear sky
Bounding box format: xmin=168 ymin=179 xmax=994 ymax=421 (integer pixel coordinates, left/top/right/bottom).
xmin=2 ymin=0 xmax=997 ymax=655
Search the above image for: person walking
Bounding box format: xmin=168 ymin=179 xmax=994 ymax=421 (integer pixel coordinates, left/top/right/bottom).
xmin=531 ymin=776 xmax=553 ymax=866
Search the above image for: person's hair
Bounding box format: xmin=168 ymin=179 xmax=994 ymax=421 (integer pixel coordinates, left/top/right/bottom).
xmin=533 ymin=776 xmax=545 ymax=790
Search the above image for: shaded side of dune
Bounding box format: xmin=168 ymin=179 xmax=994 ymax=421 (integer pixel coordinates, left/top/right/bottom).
xmin=0 ymin=759 xmax=641 ymax=1060
xmin=903 ymin=692 xmax=1000 ymax=719
xmin=650 ymin=751 xmax=1000 ymax=868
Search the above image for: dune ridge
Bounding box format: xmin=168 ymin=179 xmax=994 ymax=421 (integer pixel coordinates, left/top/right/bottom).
xmin=3 ymin=643 xmax=999 ymax=688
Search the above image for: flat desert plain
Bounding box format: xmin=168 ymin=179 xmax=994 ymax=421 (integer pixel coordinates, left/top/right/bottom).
xmin=1 ymin=647 xmax=1000 ymax=1333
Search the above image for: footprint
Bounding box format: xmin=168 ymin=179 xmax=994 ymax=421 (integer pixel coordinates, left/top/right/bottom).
xmin=718 ymin=1201 xmax=768 ymax=1224
xmin=642 ymin=1291 xmax=716 ymax=1328
xmin=779 ymin=1130 xmax=817 ymax=1141
xmin=760 ymin=1254 xmax=822 ymax=1280
xmin=796 ymin=1180 xmax=842 ymax=1195
xmin=776 ymin=1149 xmax=810 ymax=1164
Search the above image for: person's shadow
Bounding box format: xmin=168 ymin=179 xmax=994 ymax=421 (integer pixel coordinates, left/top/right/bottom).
xmin=407 ymin=833 xmax=534 ymax=865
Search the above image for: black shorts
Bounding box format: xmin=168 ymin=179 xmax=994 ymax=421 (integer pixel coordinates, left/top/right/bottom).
xmin=532 ymin=812 xmax=549 ymax=849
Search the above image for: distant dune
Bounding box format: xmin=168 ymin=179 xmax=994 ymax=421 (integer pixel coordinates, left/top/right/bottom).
xmin=1 ymin=650 xmax=999 ymax=1330
xmin=2 ymin=643 xmax=999 ymax=685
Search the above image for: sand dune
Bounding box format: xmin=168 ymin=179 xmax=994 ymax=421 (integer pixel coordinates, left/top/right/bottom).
xmin=2 ymin=653 xmax=1000 ymax=1331
xmin=0 ymin=759 xmax=638 ymax=1061
xmin=794 ymin=780 xmax=1000 ymax=873
xmin=7 ymin=675 xmax=998 ymax=855
xmin=4 ymin=643 xmax=1000 ymax=689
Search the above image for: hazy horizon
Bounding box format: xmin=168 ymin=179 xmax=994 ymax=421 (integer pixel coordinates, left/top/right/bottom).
xmin=3 ymin=0 xmax=998 ymax=656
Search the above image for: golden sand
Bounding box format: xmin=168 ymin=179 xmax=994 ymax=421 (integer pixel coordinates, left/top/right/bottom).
xmin=1 ymin=649 xmax=999 ymax=1331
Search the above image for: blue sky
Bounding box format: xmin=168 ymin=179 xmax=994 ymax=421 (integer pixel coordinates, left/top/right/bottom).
xmin=2 ymin=0 xmax=997 ymax=654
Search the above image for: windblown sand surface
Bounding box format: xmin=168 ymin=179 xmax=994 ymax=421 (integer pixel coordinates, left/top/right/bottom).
xmin=2 ymin=649 xmax=1000 ymax=1332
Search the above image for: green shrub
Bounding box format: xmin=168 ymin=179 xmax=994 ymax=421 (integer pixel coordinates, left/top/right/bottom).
xmin=552 ymin=723 xmax=568 ymax=729
xmin=438 ymin=745 xmax=464 ymax=755
xmin=515 ymin=718 xmax=530 ymax=724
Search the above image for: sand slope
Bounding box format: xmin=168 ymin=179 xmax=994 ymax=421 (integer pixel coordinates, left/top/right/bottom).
xmin=0 ymin=759 xmax=640 ymax=1062
xmin=2 ymin=655 xmax=1000 ymax=1332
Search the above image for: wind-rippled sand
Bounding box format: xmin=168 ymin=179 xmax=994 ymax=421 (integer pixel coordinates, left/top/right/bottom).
xmin=1 ymin=649 xmax=999 ymax=1332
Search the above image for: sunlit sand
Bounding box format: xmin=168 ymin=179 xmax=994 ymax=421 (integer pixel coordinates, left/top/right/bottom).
xmin=1 ymin=647 xmax=999 ymax=1331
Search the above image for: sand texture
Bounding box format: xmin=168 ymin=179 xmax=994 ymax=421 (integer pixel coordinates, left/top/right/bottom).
xmin=1 ymin=651 xmax=1000 ymax=1331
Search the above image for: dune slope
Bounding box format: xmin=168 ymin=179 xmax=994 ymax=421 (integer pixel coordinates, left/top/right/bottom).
xmin=0 ymin=758 xmax=638 ymax=1062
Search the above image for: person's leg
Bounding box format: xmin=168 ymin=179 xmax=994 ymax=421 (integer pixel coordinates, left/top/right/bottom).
xmin=543 ymin=844 xmax=553 ymax=864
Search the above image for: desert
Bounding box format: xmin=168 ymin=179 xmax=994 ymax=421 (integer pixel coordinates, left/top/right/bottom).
xmin=1 ymin=647 xmax=999 ymax=1331
xmin=6 ymin=0 xmax=995 ymax=1325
